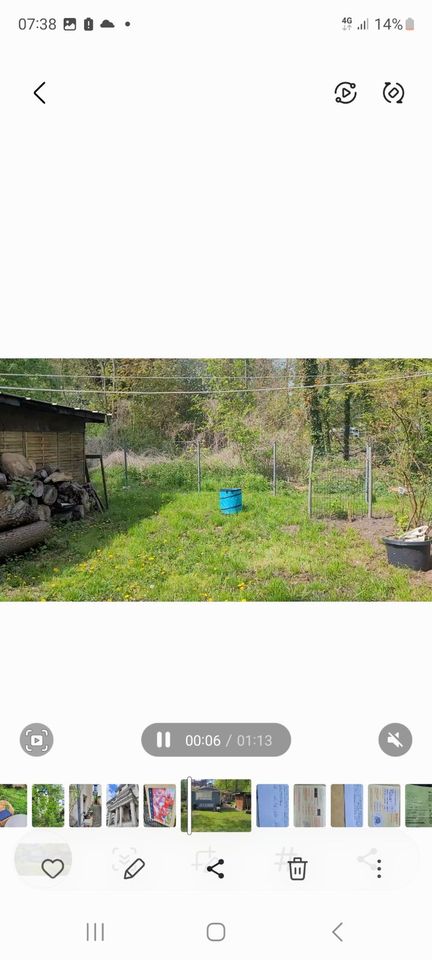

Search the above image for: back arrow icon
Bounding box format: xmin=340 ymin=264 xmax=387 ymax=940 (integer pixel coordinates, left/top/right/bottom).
xmin=34 ymin=82 xmax=46 ymax=103
xmin=332 ymin=922 xmax=343 ymax=942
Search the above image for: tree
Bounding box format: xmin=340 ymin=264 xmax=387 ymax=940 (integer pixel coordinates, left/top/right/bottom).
xmin=213 ymin=779 xmax=250 ymax=793
xmin=302 ymin=359 xmax=324 ymax=453
xmin=32 ymin=784 xmax=64 ymax=827
xmin=385 ymin=376 xmax=432 ymax=528
xmin=359 ymin=358 xmax=432 ymax=528
xmin=0 ymin=358 xmax=58 ymax=402
xmin=342 ymin=359 xmax=363 ymax=460
xmin=196 ymin=359 xmax=259 ymax=453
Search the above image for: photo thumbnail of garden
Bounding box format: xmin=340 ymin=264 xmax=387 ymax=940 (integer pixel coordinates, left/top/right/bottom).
xmin=0 ymin=784 xmax=27 ymax=828
xmin=181 ymin=780 xmax=252 ymax=832
xmin=1 ymin=357 xmax=432 ymax=601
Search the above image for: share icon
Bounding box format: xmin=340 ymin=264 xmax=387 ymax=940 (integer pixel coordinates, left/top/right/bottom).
xmin=207 ymin=858 xmax=225 ymax=879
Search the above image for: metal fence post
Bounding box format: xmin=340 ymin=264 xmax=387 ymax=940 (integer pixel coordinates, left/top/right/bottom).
xmin=197 ymin=440 xmax=201 ymax=492
xmin=364 ymin=447 xmax=368 ymax=506
xmin=272 ymin=441 xmax=277 ymax=495
xmin=367 ymin=444 xmax=373 ymax=519
xmin=308 ymin=445 xmax=315 ymax=518
xmin=123 ymin=447 xmax=128 ymax=487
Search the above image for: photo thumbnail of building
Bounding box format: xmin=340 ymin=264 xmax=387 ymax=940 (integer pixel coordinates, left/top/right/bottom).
xmin=106 ymin=784 xmax=139 ymax=827
xmin=69 ymin=784 xmax=102 ymax=827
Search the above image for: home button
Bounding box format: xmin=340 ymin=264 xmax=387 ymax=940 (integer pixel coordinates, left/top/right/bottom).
xmin=207 ymin=923 xmax=226 ymax=942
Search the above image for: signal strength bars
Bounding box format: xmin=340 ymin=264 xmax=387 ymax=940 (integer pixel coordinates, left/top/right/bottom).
xmin=357 ymin=18 xmax=369 ymax=29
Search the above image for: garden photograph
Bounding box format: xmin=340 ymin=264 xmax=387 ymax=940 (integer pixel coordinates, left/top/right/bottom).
xmin=181 ymin=779 xmax=252 ymax=832
xmin=1 ymin=358 xmax=432 ymax=601
xmin=0 ymin=784 xmax=27 ymax=828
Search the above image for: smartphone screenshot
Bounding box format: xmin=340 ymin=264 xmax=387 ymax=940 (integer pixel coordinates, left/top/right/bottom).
xmin=0 ymin=1 xmax=430 ymax=957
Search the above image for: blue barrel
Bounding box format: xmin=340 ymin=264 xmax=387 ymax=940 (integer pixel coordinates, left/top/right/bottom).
xmin=219 ymin=488 xmax=242 ymax=515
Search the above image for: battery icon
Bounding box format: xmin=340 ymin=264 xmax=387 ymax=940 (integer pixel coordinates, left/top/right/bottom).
xmin=405 ymin=17 xmax=414 ymax=30
xmin=84 ymin=17 xmax=94 ymax=30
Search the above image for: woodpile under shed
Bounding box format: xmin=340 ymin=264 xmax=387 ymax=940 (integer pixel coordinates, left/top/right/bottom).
xmin=0 ymin=452 xmax=104 ymax=559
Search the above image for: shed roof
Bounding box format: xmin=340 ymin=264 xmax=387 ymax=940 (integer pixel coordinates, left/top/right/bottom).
xmin=0 ymin=392 xmax=108 ymax=423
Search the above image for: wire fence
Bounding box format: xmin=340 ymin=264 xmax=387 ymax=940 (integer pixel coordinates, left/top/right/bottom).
xmin=85 ymin=436 xmax=404 ymax=520
xmin=85 ymin=438 xmax=308 ymax=495
xmin=307 ymin=445 xmax=373 ymax=519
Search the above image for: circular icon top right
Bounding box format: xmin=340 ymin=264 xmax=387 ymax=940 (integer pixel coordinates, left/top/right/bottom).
xmin=383 ymin=82 xmax=405 ymax=103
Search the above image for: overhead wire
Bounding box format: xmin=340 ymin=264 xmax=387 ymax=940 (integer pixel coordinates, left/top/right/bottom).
xmin=1 ymin=368 xmax=432 ymax=397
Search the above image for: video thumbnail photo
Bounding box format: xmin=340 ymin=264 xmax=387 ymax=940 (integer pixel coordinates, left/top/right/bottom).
xmin=294 ymin=785 xmax=326 ymax=827
xmin=368 ymin=784 xmax=400 ymax=827
xmin=181 ymin=780 xmax=252 ymax=832
xmin=2 ymin=358 xmax=432 ymax=602
xmin=144 ymin=785 xmax=176 ymax=828
xmin=256 ymin=784 xmax=289 ymax=827
xmin=331 ymin=784 xmax=363 ymax=827
xmin=0 ymin=784 xmax=27 ymax=828
xmin=32 ymin=784 xmax=65 ymax=827
xmin=106 ymin=785 xmax=139 ymax=827
xmin=69 ymin=785 xmax=102 ymax=827
xmin=405 ymin=785 xmax=432 ymax=827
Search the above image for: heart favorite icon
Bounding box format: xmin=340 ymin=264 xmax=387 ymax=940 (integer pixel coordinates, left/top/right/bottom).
xmin=41 ymin=858 xmax=65 ymax=879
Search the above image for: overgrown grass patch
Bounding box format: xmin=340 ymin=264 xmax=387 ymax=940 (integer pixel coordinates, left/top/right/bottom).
xmin=1 ymin=466 xmax=431 ymax=601
xmin=180 ymin=808 xmax=251 ymax=832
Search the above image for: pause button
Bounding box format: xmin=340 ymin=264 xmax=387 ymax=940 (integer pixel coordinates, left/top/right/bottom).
xmin=156 ymin=730 xmax=171 ymax=749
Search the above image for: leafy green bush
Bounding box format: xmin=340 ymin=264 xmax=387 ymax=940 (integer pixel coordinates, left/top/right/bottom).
xmin=201 ymin=469 xmax=269 ymax=492
xmin=142 ymin=461 xmax=197 ymax=489
xmin=98 ymin=461 xmax=271 ymax=492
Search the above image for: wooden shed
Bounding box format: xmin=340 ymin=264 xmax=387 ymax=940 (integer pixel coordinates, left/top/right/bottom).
xmin=234 ymin=792 xmax=251 ymax=812
xmin=0 ymin=393 xmax=107 ymax=483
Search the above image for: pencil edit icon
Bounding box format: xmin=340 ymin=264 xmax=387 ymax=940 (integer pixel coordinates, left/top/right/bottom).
xmin=123 ymin=857 xmax=145 ymax=880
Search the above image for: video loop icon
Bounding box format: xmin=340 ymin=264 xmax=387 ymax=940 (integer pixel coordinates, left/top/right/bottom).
xmin=335 ymin=82 xmax=357 ymax=104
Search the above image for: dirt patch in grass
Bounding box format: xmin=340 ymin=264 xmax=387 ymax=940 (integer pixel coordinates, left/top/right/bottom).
xmin=326 ymin=517 xmax=396 ymax=550
xmin=272 ymin=570 xmax=313 ymax=583
xmin=280 ymin=524 xmax=300 ymax=535
xmin=408 ymin=568 xmax=432 ymax=586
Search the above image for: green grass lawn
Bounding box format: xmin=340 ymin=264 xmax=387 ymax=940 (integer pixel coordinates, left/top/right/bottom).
xmin=181 ymin=808 xmax=252 ymax=832
xmin=1 ymin=466 xmax=431 ymax=601
xmin=0 ymin=785 xmax=27 ymax=814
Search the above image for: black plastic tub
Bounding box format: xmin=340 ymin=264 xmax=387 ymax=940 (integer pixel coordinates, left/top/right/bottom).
xmin=383 ymin=537 xmax=431 ymax=572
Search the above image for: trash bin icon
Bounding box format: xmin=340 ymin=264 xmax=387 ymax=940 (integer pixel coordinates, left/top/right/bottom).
xmin=288 ymin=856 xmax=308 ymax=881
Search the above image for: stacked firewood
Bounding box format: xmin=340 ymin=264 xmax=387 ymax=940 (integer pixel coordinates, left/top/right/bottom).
xmin=0 ymin=453 xmax=104 ymax=555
